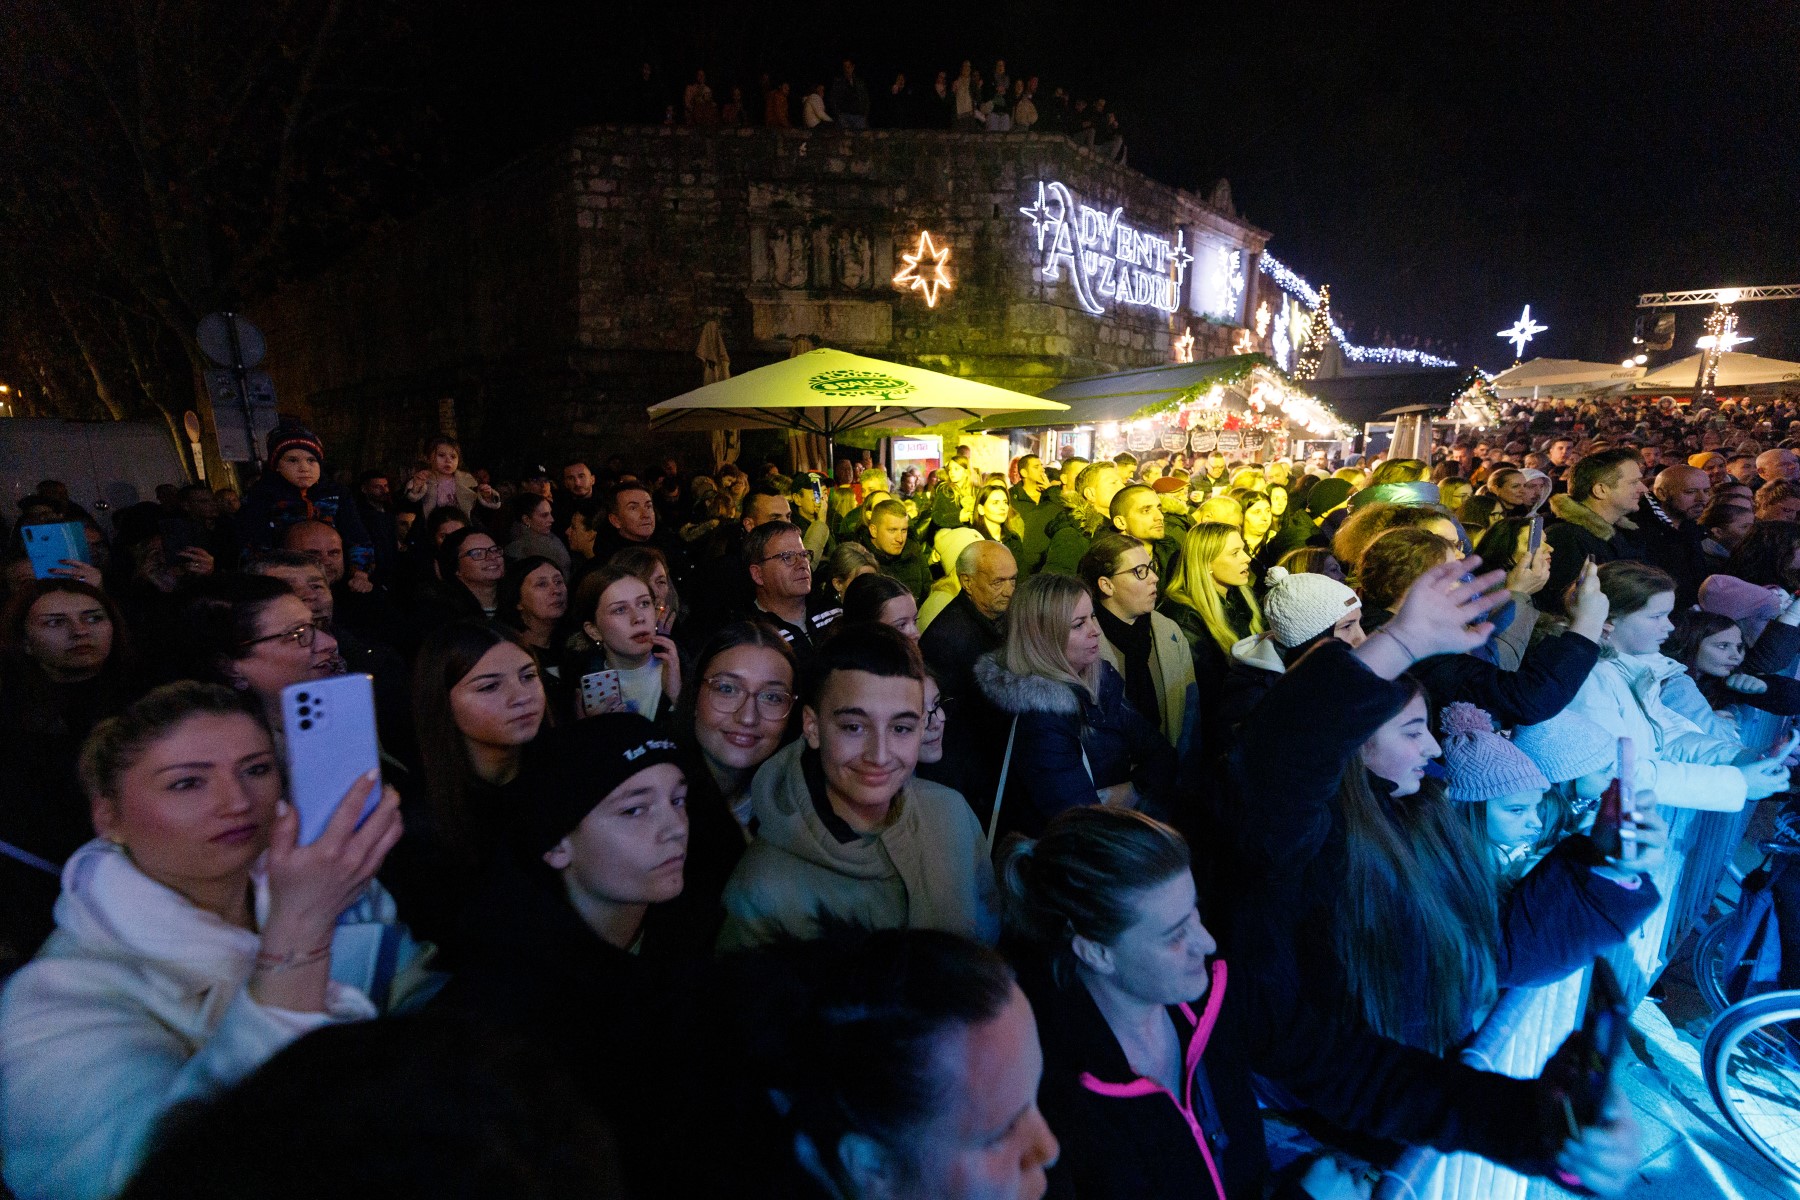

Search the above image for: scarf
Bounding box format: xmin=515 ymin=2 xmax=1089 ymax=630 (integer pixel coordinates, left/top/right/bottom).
xmin=1095 ymin=604 xmax=1157 ymax=723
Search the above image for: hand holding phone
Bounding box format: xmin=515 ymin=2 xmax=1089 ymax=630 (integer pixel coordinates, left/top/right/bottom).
xmin=1541 ymin=960 xmax=1640 ymax=1196
xmin=280 ymin=676 xmax=383 ymax=846
xmin=580 ymin=669 xmax=624 ymax=717
xmin=20 ymin=522 xmax=90 ymax=580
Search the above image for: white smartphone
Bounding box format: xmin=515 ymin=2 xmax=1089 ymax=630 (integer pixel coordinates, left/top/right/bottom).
xmin=579 ymin=669 xmax=624 ymax=717
xmin=280 ymin=675 xmax=381 ymax=846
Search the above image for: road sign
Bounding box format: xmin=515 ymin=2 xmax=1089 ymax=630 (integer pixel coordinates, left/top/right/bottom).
xmin=196 ymin=313 xmax=266 ymax=368
xmin=204 ymin=369 xmax=277 ymax=462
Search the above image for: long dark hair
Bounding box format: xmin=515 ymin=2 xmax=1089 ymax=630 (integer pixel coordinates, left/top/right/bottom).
xmin=1726 ymin=520 xmax=1800 ymax=589
xmin=1472 ymin=517 xmax=1535 ymax=575
xmin=410 ymin=620 xmax=543 ymax=866
xmin=1337 ymin=680 xmax=1501 ymax=1054
xmin=1 ymin=578 xmax=137 ymax=736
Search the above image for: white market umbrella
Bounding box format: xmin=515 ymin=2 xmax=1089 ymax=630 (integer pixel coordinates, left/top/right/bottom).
xmin=1634 ymin=352 xmax=1800 ymax=391
xmin=1489 ymin=358 xmax=1645 ymax=398
xmin=647 ymin=347 xmax=1067 ymax=437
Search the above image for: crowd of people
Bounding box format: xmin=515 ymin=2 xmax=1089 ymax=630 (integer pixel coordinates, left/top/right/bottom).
xmin=6 ymin=391 xmax=1800 ymax=1197
xmin=619 ymin=57 xmax=1131 ymax=162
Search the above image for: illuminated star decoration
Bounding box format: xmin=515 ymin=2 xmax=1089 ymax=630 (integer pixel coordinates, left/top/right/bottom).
xmin=1174 ymin=327 xmax=1196 ymax=363
xmin=1253 ymin=300 xmax=1272 ymax=338
xmin=893 ymin=231 xmax=952 ymax=308
xmin=1497 ymin=305 xmax=1548 ymax=358
xmin=1232 ymin=328 xmax=1257 ymax=355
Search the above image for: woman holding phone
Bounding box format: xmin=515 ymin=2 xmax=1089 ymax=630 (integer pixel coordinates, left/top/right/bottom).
xmin=568 ymin=564 xmax=682 ymax=725
xmin=0 ymin=681 xmax=411 ymax=1200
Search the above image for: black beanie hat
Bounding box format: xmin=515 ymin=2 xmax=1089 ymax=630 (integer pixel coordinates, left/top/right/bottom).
xmin=267 ymin=418 xmax=325 ymax=466
xmin=518 ymin=713 xmax=686 ymax=857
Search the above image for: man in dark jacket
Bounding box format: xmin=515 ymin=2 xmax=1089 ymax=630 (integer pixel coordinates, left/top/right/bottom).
xmin=354 ymin=470 xmax=401 ymax=581
xmin=1638 ymin=463 xmax=1712 ymax=609
xmin=1542 ymin=448 xmax=1648 ymax=613
xmin=1009 ymin=454 xmax=1063 ymax=575
xmin=917 ymin=542 xmax=1016 ymax=814
xmin=1043 ymin=461 xmax=1124 ymax=576
xmin=594 ymin=479 xmax=690 ymax=587
xmin=921 ymin=543 xmax=1014 ymax=688
xmin=1110 ymin=483 xmax=1183 ymax=580
xmin=868 ymin=498 xmax=931 ymax=601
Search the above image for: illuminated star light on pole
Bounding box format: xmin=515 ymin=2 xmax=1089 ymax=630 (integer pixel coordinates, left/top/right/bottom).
xmin=893 ymin=231 xmax=952 ymax=308
xmin=1497 ymin=305 xmax=1548 ymax=359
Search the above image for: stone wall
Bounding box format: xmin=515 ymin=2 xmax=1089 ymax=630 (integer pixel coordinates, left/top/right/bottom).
xmin=257 ymin=124 xmax=1267 ymax=475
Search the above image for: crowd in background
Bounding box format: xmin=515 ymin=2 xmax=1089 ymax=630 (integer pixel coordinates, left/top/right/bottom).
xmin=617 ymin=57 xmax=1131 ymax=162
xmin=8 ymin=391 xmax=1800 ymax=1197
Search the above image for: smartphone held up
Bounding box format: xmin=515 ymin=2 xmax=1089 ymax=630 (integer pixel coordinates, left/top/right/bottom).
xmin=280 ymin=675 xmax=382 ymax=846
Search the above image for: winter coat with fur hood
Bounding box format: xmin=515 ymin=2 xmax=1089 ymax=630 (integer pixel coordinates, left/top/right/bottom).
xmin=975 ymin=653 xmax=1177 ymax=837
xmin=1541 ymin=493 xmax=1646 ymax=614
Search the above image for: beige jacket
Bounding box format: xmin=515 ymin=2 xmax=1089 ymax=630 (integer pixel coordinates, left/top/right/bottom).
xmin=1097 ymin=608 xmax=1199 ymax=754
xmin=718 ymin=741 xmax=999 ymax=950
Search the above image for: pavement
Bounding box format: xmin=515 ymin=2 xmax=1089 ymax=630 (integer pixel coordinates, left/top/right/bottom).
xmin=1618 ymin=932 xmax=1800 ymax=1200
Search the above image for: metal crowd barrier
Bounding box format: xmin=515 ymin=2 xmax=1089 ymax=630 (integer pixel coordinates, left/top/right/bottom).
xmin=1374 ymin=797 xmax=1758 ymax=1200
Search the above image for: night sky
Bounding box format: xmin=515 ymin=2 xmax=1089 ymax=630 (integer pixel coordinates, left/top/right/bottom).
xmin=425 ymin=0 xmax=1800 ymax=372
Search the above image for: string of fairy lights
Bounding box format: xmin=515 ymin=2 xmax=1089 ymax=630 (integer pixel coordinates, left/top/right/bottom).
xmin=1258 ymin=253 xmax=1461 ymax=369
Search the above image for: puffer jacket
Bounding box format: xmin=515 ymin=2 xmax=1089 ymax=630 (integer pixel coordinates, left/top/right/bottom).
xmin=0 ymin=840 xmax=425 ymax=1200
xmin=1564 ymin=650 xmax=1747 ymax=811
xmin=974 ymin=653 xmax=1177 ymax=837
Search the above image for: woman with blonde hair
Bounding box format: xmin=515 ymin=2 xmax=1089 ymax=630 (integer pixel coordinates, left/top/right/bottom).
xmin=975 ymin=574 xmax=1174 ymax=839
xmin=1160 ymin=522 xmax=1264 ymax=684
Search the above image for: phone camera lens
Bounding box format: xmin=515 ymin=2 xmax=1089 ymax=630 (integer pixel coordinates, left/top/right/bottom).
xmin=296 ymin=692 xmax=310 ymax=703
xmin=298 ymin=718 xmax=313 ymax=730
xmin=298 ymin=705 xmax=311 ymax=717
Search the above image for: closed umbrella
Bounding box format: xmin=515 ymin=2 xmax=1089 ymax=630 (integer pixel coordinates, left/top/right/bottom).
xmin=696 ymin=321 xmax=739 ymax=466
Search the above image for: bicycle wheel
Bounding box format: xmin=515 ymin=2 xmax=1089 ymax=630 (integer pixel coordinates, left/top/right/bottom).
xmin=1705 ymin=990 xmax=1800 ymax=1182
xmin=1695 ymin=906 xmax=1758 ymax=1014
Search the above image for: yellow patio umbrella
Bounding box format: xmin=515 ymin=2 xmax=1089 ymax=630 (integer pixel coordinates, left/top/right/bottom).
xmin=647 ymin=349 xmax=1067 ymax=458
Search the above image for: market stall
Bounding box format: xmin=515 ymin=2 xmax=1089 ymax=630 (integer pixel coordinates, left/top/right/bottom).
xmin=964 ymin=354 xmax=1350 ymax=465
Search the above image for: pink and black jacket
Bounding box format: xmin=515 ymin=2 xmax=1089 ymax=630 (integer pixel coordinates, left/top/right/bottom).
xmin=1021 ymin=956 xmax=1265 ymax=1200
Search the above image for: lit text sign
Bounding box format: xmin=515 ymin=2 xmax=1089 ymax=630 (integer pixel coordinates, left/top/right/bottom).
xmin=1019 ymin=181 xmax=1192 ymax=317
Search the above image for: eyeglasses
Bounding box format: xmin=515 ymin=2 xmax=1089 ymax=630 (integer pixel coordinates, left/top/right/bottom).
xmin=926 ymin=697 xmax=952 ymax=727
xmin=462 ymin=545 xmax=503 ymax=561
xmin=1110 ymin=563 xmax=1157 ymax=581
xmin=243 ymin=622 xmax=318 ymax=651
xmin=702 ymin=676 xmax=796 ymax=720
xmin=760 ymin=550 xmax=811 ymax=568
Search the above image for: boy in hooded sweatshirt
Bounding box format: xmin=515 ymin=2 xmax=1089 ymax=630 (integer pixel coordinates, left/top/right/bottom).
xmin=717 ymin=622 xmax=998 ymax=950
xmin=236 ymin=419 xmax=376 ymax=582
